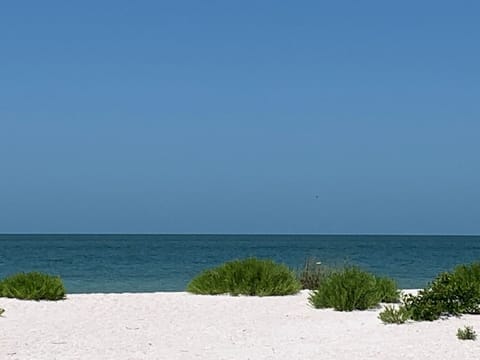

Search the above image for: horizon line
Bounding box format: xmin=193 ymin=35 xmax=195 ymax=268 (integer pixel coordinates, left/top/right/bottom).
xmin=0 ymin=232 xmax=479 ymax=236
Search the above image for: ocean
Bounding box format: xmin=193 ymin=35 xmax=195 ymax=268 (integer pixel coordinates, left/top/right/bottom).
xmin=1 ymin=234 xmax=479 ymax=293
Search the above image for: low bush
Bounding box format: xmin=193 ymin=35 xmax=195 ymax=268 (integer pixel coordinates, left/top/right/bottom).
xmin=0 ymin=272 xmax=66 ymax=301
xmin=375 ymin=276 xmax=400 ymax=303
xmin=0 ymin=307 xmax=4 ymax=316
xmin=187 ymin=258 xmax=301 ymax=296
xmin=309 ymin=266 xmax=399 ymax=311
xmin=297 ymin=257 xmax=331 ymax=290
xmin=404 ymin=262 xmax=480 ymax=321
xmin=457 ymin=326 xmax=477 ymax=340
xmin=378 ymin=305 xmax=411 ymax=324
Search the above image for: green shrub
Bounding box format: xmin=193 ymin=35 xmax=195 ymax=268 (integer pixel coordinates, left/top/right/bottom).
xmin=457 ymin=326 xmax=477 ymax=340
xmin=0 ymin=307 xmax=4 ymax=316
xmin=375 ymin=276 xmax=400 ymax=303
xmin=404 ymin=262 xmax=480 ymax=321
xmin=187 ymin=258 xmax=301 ymax=296
xmin=403 ymin=291 xmax=446 ymax=321
xmin=0 ymin=272 xmax=66 ymax=301
xmin=297 ymin=257 xmax=331 ymax=290
xmin=309 ymin=266 xmax=398 ymax=311
xmin=378 ymin=305 xmax=411 ymax=324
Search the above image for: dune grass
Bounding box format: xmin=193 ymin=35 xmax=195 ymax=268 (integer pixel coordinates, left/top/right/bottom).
xmin=375 ymin=276 xmax=400 ymax=303
xmin=309 ymin=266 xmax=399 ymax=311
xmin=378 ymin=305 xmax=411 ymax=324
xmin=187 ymin=258 xmax=301 ymax=296
xmin=0 ymin=272 xmax=66 ymax=301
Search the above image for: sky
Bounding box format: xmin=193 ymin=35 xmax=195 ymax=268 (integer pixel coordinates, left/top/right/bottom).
xmin=1 ymin=1 xmax=479 ymax=234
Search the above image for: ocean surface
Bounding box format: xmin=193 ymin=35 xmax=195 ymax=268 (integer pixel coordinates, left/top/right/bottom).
xmin=1 ymin=234 xmax=479 ymax=293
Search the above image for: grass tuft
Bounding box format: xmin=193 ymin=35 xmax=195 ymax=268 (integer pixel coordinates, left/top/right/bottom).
xmin=378 ymin=305 xmax=411 ymax=324
xmin=187 ymin=258 xmax=301 ymax=296
xmin=375 ymin=276 xmax=400 ymax=303
xmin=309 ymin=266 xmax=399 ymax=311
xmin=457 ymin=326 xmax=477 ymax=340
xmin=0 ymin=272 xmax=66 ymax=301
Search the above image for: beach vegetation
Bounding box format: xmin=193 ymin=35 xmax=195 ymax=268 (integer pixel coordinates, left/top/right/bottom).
xmin=297 ymin=257 xmax=331 ymax=290
xmin=375 ymin=276 xmax=400 ymax=303
xmin=457 ymin=326 xmax=477 ymax=340
xmin=186 ymin=258 xmax=301 ymax=296
xmin=309 ymin=266 xmax=399 ymax=311
xmin=378 ymin=305 xmax=411 ymax=324
xmin=0 ymin=272 xmax=66 ymax=301
xmin=404 ymin=262 xmax=480 ymax=321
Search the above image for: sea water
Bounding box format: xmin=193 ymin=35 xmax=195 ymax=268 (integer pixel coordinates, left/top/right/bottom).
xmin=1 ymin=234 xmax=479 ymax=293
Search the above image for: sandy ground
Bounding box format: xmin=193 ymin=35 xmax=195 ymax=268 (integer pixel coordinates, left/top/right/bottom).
xmin=1 ymin=291 xmax=480 ymax=360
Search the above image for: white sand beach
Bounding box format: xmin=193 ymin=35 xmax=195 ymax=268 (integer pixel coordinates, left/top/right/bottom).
xmin=1 ymin=290 xmax=479 ymax=360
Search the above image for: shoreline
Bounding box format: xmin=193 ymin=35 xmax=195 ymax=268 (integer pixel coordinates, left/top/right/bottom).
xmin=2 ymin=288 xmax=421 ymax=296
xmin=2 ymin=290 xmax=478 ymax=359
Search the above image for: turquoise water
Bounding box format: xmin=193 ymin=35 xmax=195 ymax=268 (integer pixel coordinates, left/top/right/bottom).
xmin=1 ymin=234 xmax=479 ymax=293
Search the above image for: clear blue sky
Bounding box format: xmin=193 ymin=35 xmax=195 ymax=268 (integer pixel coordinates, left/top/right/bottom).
xmin=1 ymin=1 xmax=479 ymax=234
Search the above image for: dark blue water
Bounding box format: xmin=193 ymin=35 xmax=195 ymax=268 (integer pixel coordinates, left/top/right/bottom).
xmin=1 ymin=234 xmax=479 ymax=293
